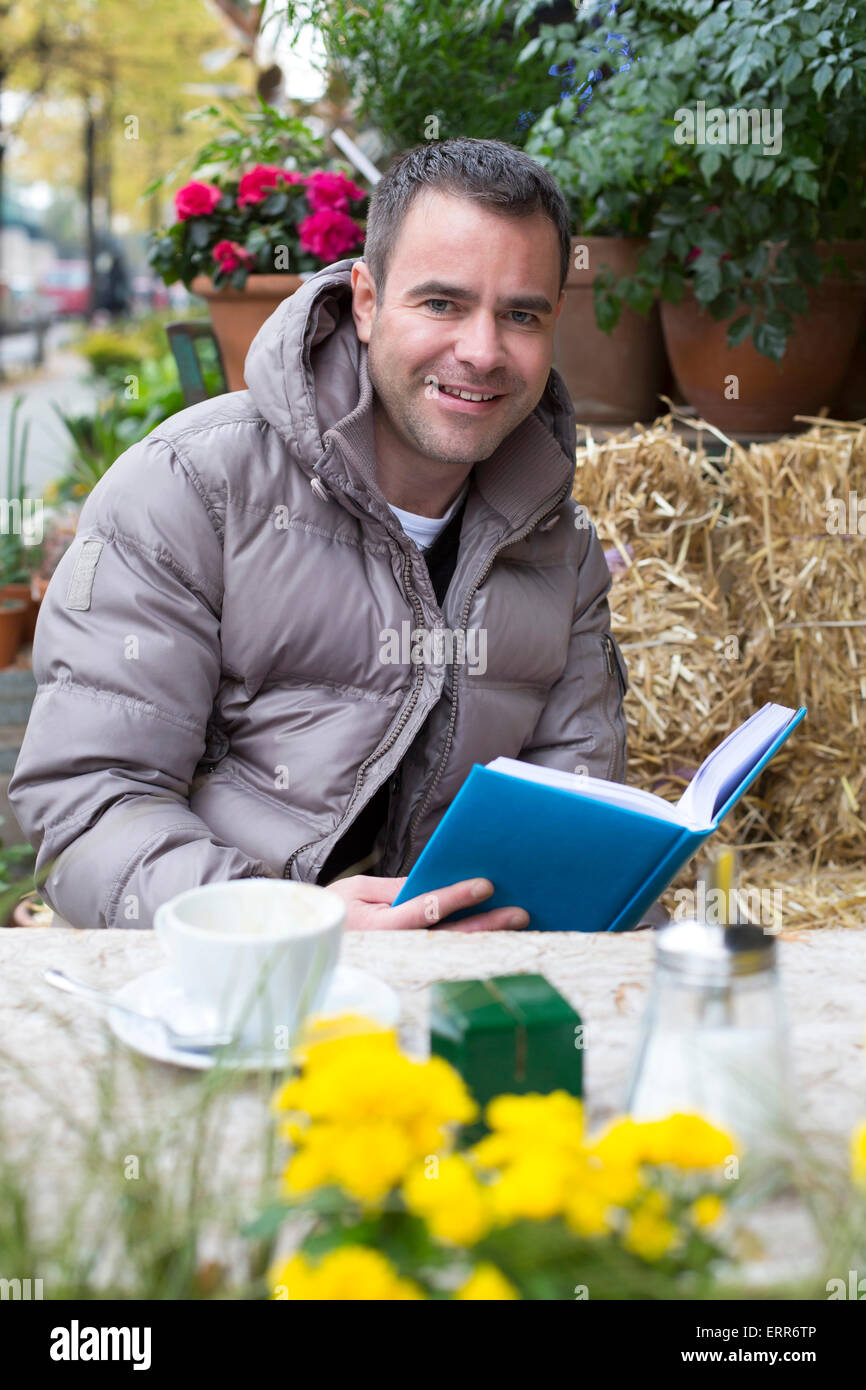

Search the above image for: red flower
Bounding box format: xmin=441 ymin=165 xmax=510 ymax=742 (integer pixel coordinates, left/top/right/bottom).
xmin=237 ymin=164 xmax=306 ymax=208
xmin=213 ymin=239 xmax=255 ymax=274
xmin=305 ymin=170 xmax=366 ymax=212
xmin=174 ymin=180 xmax=222 ymax=221
xmin=298 ymin=209 xmax=364 ymax=263
xmin=685 ymin=247 xmax=702 ymax=264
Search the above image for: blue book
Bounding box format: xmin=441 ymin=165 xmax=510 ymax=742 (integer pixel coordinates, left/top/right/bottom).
xmin=392 ymin=703 xmax=806 ymax=932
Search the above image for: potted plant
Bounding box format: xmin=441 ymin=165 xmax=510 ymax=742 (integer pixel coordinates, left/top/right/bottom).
xmin=276 ymin=0 xmax=574 ymax=156
xmin=147 ymin=98 xmax=368 ymax=391
xmin=530 ymin=0 xmax=866 ymax=433
xmin=521 ymin=5 xmax=670 ymax=422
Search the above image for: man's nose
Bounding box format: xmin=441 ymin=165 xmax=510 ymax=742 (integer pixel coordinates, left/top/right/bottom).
xmin=452 ymin=311 xmax=508 ymax=376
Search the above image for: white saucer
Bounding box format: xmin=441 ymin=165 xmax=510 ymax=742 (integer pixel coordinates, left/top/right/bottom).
xmin=108 ymin=964 xmax=401 ymax=1071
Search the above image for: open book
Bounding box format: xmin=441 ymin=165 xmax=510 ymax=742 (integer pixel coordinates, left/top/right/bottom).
xmin=392 ymin=703 xmax=806 ymax=933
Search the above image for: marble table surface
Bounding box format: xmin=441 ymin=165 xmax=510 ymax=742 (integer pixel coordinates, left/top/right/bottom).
xmin=1 ymin=924 xmax=864 ymax=1289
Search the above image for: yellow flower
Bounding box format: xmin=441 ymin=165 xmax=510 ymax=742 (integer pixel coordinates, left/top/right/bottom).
xmin=454 ymin=1263 xmax=520 ymax=1300
xmin=273 ymin=1025 xmax=478 ymax=1204
xmin=402 ymin=1154 xmax=492 ymax=1245
xmin=623 ymin=1193 xmax=678 ymax=1262
xmin=563 ymin=1186 xmax=612 ymax=1238
xmin=851 ymin=1120 xmax=866 ymax=1188
xmin=483 ymin=1091 xmax=585 ymax=1150
xmin=486 ymin=1150 xmax=575 ymax=1222
xmin=269 ymin=1247 xmax=425 ymax=1300
xmin=690 ymin=1194 xmax=724 ymax=1228
xmin=639 ymin=1114 xmax=738 ymax=1169
xmin=587 ymin=1117 xmax=644 ymax=1168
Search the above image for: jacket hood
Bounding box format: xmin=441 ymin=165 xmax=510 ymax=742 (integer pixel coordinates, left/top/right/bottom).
xmin=243 ymin=258 xmax=578 ymax=520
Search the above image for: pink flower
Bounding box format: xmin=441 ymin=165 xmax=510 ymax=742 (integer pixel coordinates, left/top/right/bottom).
xmin=213 ymin=239 xmax=255 ymax=274
xmin=305 ymin=170 xmax=366 ymax=212
xmin=298 ymin=209 xmax=364 ymax=263
xmin=174 ymin=180 xmax=222 ymax=221
xmin=685 ymin=247 xmax=702 ymax=264
xmin=237 ymin=164 xmax=306 ymax=208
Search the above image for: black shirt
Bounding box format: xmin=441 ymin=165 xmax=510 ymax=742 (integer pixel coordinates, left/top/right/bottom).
xmin=317 ymin=492 xmax=468 ymax=883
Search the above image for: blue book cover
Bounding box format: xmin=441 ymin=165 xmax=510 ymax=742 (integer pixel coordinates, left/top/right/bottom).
xmin=392 ymin=704 xmax=806 ymax=932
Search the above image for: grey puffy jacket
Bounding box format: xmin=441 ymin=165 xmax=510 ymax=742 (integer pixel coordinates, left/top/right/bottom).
xmin=9 ymin=258 xmax=628 ymax=929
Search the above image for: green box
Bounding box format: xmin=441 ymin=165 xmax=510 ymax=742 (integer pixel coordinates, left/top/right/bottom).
xmin=429 ymin=974 xmax=582 ymax=1127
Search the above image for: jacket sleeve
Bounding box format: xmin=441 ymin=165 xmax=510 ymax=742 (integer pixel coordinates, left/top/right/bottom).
xmin=8 ymin=434 xmax=277 ymax=930
xmin=518 ymin=515 xmax=628 ymax=783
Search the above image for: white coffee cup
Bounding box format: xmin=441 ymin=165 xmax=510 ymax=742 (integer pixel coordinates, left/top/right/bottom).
xmin=153 ymin=879 xmax=345 ymax=1051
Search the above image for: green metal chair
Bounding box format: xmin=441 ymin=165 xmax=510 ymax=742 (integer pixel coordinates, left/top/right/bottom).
xmin=165 ymin=321 xmax=227 ymax=405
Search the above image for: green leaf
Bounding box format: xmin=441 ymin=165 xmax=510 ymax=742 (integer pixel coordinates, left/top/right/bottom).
xmin=698 ymin=150 xmax=722 ymax=181
xmin=189 ymin=220 xmax=213 ymax=250
xmin=694 ymin=257 xmax=723 ymax=302
xmin=727 ymin=313 xmax=754 ymax=348
xmin=780 ymin=51 xmax=803 ymax=81
xmin=732 ymin=151 xmax=754 ymax=183
xmin=753 ymin=316 xmax=790 ymax=362
xmin=813 ymin=63 xmax=834 ymax=98
xmin=836 ymin=65 xmax=854 ymax=94
xmin=593 ymin=286 xmax=622 ymax=335
xmin=776 ymin=282 xmax=809 ymax=314
xmin=622 ymin=278 xmax=655 ymax=317
xmin=516 ymin=36 xmax=542 ymax=65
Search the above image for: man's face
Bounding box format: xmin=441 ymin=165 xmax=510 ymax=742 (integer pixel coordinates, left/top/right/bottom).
xmin=352 ymin=191 xmax=565 ymax=467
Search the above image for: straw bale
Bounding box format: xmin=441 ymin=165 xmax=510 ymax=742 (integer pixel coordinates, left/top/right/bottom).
xmin=573 ymin=413 xmax=866 ymax=923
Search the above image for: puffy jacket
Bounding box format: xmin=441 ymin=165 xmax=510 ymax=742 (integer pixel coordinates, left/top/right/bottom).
xmin=9 ymin=257 xmax=628 ymax=929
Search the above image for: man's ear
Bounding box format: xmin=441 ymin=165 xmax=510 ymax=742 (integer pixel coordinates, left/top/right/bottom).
xmin=554 ymin=288 xmax=566 ymax=322
xmin=351 ymin=260 xmax=377 ymax=343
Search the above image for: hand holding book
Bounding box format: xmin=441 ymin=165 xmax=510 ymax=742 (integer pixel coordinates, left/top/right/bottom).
xmin=392 ymin=703 xmax=806 ymax=933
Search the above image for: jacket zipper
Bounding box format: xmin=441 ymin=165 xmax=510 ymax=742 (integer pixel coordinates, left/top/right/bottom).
xmin=282 ymin=544 xmax=428 ymax=878
xmin=396 ymin=480 xmax=573 ymax=876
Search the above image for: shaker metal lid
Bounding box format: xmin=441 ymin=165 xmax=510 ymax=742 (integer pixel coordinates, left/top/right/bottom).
xmin=654 ymin=918 xmax=776 ymax=979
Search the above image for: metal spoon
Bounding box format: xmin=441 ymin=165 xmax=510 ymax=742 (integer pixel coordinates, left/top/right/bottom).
xmin=43 ymin=968 xmax=235 ymax=1051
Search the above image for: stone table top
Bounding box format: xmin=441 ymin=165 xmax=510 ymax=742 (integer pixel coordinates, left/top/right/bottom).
xmin=1 ymin=925 xmax=864 ymax=1288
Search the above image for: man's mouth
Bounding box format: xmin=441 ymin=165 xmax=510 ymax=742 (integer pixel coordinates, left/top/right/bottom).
xmin=433 ymin=382 xmax=505 ymax=414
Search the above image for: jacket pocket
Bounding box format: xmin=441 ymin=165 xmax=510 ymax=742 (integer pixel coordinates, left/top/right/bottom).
xmin=601 ymin=632 xmax=628 ymax=782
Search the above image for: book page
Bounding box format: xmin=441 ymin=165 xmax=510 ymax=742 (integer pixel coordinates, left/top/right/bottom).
xmin=674 ymin=703 xmax=796 ymax=826
xmin=485 ymin=757 xmax=685 ymax=824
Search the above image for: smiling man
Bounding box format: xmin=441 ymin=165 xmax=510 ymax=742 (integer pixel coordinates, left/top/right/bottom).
xmin=9 ymin=137 xmax=627 ymax=931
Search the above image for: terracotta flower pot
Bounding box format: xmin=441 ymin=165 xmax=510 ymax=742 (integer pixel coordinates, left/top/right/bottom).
xmin=191 ymin=273 xmax=304 ymax=392
xmin=553 ymin=236 xmax=668 ymax=424
xmin=0 ymin=582 xmax=38 ymax=643
xmin=0 ymin=599 xmax=25 ymax=667
xmin=661 ymin=241 xmax=866 ymax=433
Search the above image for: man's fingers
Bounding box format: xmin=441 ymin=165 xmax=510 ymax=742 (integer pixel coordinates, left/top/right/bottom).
xmin=384 ymin=877 xmax=496 ymax=930
xmin=438 ymin=906 xmax=530 ymax=932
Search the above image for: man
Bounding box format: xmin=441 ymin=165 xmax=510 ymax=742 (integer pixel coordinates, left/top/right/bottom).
xmin=9 ymin=137 xmax=628 ymax=932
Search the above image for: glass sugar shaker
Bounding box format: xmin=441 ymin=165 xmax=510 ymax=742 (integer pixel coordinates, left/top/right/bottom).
xmin=625 ymin=918 xmax=791 ymax=1154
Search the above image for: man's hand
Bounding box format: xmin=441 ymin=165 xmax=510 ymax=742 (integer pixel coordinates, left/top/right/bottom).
xmin=323 ymin=874 xmax=530 ymax=932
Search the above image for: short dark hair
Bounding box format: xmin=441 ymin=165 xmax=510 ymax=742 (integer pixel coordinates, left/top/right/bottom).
xmin=362 ymin=138 xmax=571 ymax=297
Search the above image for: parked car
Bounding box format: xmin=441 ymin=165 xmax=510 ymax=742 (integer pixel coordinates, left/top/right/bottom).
xmin=38 ymin=261 xmax=90 ymax=318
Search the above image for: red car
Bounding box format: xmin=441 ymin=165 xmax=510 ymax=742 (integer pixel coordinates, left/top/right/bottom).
xmin=39 ymin=261 xmax=90 ymax=318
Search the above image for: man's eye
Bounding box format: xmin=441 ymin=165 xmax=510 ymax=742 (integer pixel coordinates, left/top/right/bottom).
xmin=509 ymin=310 xmax=538 ymax=325
xmin=426 ymin=299 xmax=453 ymax=313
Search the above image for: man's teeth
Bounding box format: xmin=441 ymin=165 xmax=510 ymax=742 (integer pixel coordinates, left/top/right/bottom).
xmin=440 ymin=385 xmax=497 ymax=401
